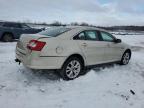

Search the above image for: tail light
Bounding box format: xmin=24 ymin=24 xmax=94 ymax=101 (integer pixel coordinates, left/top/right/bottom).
xmin=27 ymin=40 xmax=46 ymax=51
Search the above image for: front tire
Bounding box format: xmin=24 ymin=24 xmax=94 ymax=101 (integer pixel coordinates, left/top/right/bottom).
xmin=120 ymin=51 xmax=131 ymax=65
xmin=60 ymin=57 xmax=83 ymax=80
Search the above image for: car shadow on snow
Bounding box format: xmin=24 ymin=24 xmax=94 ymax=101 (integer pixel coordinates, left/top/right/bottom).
xmin=83 ymin=63 xmax=117 ymax=75
xmin=19 ymin=68 xmax=61 ymax=85
xmin=19 ymin=63 xmax=118 ymax=83
xmin=31 ymin=69 xmax=61 ymax=81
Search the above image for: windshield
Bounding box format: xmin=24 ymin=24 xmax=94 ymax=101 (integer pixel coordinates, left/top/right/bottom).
xmin=38 ymin=27 xmax=71 ymax=37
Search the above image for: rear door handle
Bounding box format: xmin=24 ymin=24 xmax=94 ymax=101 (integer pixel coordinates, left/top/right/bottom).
xmin=81 ymin=43 xmax=87 ymax=47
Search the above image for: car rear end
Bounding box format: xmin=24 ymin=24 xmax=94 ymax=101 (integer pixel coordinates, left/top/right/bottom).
xmin=15 ymin=34 xmax=45 ymax=68
xmin=15 ymin=35 xmax=68 ymax=70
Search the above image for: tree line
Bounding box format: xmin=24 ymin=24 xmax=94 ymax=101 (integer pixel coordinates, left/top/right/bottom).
xmin=37 ymin=21 xmax=144 ymax=31
xmin=1 ymin=20 xmax=144 ymax=31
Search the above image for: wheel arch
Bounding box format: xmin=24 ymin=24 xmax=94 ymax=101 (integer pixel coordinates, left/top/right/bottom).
xmin=62 ymin=53 xmax=85 ymax=68
xmin=1 ymin=32 xmax=14 ymax=40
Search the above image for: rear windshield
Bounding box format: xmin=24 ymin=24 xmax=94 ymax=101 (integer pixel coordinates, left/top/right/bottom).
xmin=38 ymin=27 xmax=71 ymax=37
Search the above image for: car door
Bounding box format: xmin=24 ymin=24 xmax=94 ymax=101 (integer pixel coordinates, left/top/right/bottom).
xmin=73 ymin=30 xmax=105 ymax=66
xmin=99 ymin=31 xmax=123 ymax=62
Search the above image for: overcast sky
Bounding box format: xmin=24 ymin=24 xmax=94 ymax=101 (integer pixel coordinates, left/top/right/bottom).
xmin=0 ymin=0 xmax=144 ymax=26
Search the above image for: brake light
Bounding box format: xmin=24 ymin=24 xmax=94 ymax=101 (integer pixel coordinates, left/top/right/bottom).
xmin=27 ymin=40 xmax=46 ymax=51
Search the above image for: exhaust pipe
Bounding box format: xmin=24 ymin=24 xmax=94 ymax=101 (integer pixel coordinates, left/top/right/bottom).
xmin=15 ymin=59 xmax=21 ymax=65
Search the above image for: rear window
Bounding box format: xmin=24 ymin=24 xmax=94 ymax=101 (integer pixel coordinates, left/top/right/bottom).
xmin=38 ymin=27 xmax=71 ymax=37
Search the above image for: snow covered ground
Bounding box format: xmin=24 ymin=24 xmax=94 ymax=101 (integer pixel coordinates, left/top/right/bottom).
xmin=0 ymin=34 xmax=144 ymax=108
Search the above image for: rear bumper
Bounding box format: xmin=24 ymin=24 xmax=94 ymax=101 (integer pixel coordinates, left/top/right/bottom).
xmin=15 ymin=49 xmax=67 ymax=69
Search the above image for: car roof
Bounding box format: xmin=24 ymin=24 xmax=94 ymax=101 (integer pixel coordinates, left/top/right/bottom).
xmin=64 ymin=26 xmax=108 ymax=32
xmin=56 ymin=26 xmax=110 ymax=39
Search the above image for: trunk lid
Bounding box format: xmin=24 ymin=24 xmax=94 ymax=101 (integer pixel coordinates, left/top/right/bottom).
xmin=16 ymin=34 xmax=49 ymax=53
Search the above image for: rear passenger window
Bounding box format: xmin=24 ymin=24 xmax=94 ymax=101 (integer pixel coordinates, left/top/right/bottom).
xmin=73 ymin=30 xmax=99 ymax=41
xmin=85 ymin=31 xmax=99 ymax=41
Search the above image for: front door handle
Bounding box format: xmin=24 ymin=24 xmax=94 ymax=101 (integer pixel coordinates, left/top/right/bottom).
xmin=81 ymin=43 xmax=87 ymax=47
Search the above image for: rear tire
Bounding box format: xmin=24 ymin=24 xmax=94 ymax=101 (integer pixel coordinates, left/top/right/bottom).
xmin=2 ymin=33 xmax=13 ymax=42
xmin=60 ymin=57 xmax=83 ymax=80
xmin=120 ymin=51 xmax=131 ymax=65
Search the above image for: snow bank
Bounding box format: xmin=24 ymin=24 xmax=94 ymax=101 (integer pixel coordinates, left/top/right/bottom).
xmin=0 ymin=35 xmax=144 ymax=108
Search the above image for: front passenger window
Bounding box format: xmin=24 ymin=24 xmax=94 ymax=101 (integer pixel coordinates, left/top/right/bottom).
xmin=100 ymin=32 xmax=114 ymax=42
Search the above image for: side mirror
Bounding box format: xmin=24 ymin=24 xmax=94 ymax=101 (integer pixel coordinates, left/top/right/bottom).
xmin=115 ymin=39 xmax=121 ymax=43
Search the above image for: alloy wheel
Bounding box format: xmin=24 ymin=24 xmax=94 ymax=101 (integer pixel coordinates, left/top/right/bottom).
xmin=122 ymin=52 xmax=130 ymax=65
xmin=66 ymin=60 xmax=81 ymax=79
